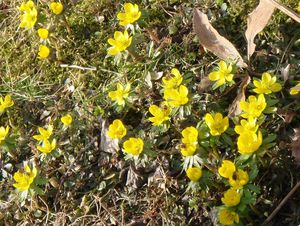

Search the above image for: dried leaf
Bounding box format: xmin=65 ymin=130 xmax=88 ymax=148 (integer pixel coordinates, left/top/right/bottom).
xmin=228 ymin=75 xmax=251 ymax=118
xmin=280 ymin=64 xmax=290 ymax=83
xmin=245 ymin=0 xmax=276 ymax=60
xmin=193 ymin=9 xmax=246 ymax=67
xmin=278 ymin=109 xmax=296 ymax=124
xmin=268 ymin=0 xmax=300 ymax=24
xmin=246 ymin=0 xmax=300 ymax=60
xmin=291 ymin=129 xmax=300 ymax=164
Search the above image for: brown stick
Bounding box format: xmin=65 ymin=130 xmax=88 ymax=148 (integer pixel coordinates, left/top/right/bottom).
xmin=263 ymin=181 xmax=300 ymax=225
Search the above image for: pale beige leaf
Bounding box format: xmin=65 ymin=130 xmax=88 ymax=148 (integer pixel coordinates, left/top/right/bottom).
xmin=269 ymin=0 xmax=300 ymax=24
xmin=228 ymin=75 xmax=251 ymax=118
xmin=245 ymin=0 xmax=276 ymax=60
xmin=193 ymin=9 xmax=246 ymax=68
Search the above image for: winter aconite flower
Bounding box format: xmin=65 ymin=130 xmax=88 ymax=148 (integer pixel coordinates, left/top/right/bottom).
xmin=240 ymin=94 xmax=266 ymax=119
xmin=205 ymin=113 xmax=229 ymax=136
xmin=123 ymin=137 xmax=144 ymax=156
xmin=37 ymin=139 xmax=56 ymax=154
xmin=61 ymin=114 xmax=73 ymax=127
xmin=50 ymin=2 xmax=64 ymax=15
xmin=218 ymin=160 xmax=236 ymax=179
xmin=229 ymin=169 xmax=249 ymax=189
xmin=0 ymin=94 xmax=14 ymax=114
xmin=186 ymin=167 xmax=202 ymax=182
xmin=290 ymin=82 xmax=300 ymax=95
xmin=237 ymin=131 xmax=262 ymax=155
xmin=107 ymin=119 xmax=127 ymax=140
xmin=19 ymin=1 xmax=37 ymax=29
xmin=107 ymin=30 xmax=132 ymax=55
xmin=33 ymin=125 xmax=53 ymax=141
xmin=13 ymin=165 xmax=37 ymax=191
xmin=148 ymin=103 xmax=171 ymax=126
xmin=38 ymin=45 xmax=50 ymax=59
xmin=0 ymin=126 xmax=9 ymax=144
xmin=253 ymin=72 xmax=282 ymax=94
xmin=38 ymin=28 xmax=49 ymax=39
xmin=221 ymin=188 xmax=241 ymax=207
xmin=180 ymin=126 xmax=198 ymax=156
xmin=219 ymin=208 xmax=239 ymax=225
xmin=108 ymin=83 xmax=131 ymax=106
xmin=162 ymin=68 xmax=183 ymax=90
xmin=181 ymin=126 xmax=198 ymax=145
xmin=117 ymin=3 xmax=141 ymax=26
xmin=164 ymin=85 xmax=189 ymax=107
xmin=234 ymin=117 xmax=258 ymax=134
xmin=208 ymin=60 xmax=234 ymax=88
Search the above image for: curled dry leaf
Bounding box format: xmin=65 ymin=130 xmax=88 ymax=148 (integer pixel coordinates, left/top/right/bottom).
xmin=246 ymin=0 xmax=300 ymax=60
xmin=228 ymin=75 xmax=251 ymax=118
xmin=193 ymin=9 xmax=246 ymax=68
xmin=245 ymin=0 xmax=276 ymax=60
xmin=291 ymin=129 xmax=300 ymax=164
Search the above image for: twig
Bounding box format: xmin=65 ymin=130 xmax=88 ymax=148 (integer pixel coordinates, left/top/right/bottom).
xmin=263 ymin=181 xmax=300 ymax=225
xmin=60 ymin=64 xmax=97 ymax=71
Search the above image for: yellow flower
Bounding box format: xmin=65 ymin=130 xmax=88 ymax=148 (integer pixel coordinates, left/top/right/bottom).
xmin=50 ymin=2 xmax=64 ymax=15
xmin=219 ymin=208 xmax=239 ymax=225
xmin=0 ymin=126 xmax=9 ymax=144
xmin=237 ymin=131 xmax=262 ymax=155
xmin=180 ymin=143 xmax=197 ymax=156
xmin=19 ymin=0 xmax=35 ymax=11
xmin=218 ymin=160 xmax=236 ymax=179
xmin=148 ymin=103 xmax=171 ymax=126
xmin=107 ymin=119 xmax=127 ymax=139
xmin=253 ymin=72 xmax=282 ymax=94
xmin=117 ymin=3 xmax=141 ymax=26
xmin=0 ymin=95 xmax=14 ymax=114
xmin=204 ymin=113 xmax=229 ymax=136
xmin=229 ymin=169 xmax=249 ymax=189
xmin=221 ymin=188 xmax=241 ymax=207
xmin=290 ymin=82 xmax=300 ymax=95
xmin=208 ymin=60 xmax=234 ymax=88
xmin=296 ymin=3 xmax=300 ymax=12
xmin=186 ymin=167 xmax=202 ymax=182
xmin=38 ymin=28 xmax=49 ymax=39
xmin=38 ymin=45 xmax=50 ymax=59
xmin=33 ymin=125 xmax=53 ymax=141
xmin=234 ymin=117 xmax=258 ymax=134
xmin=162 ymin=68 xmax=183 ymax=90
xmin=163 ymin=85 xmax=189 ymax=107
xmin=108 ymin=83 xmax=131 ymax=106
xmin=19 ymin=1 xmax=37 ymax=29
xmin=123 ymin=137 xmax=144 ymax=156
xmin=181 ymin=126 xmax=198 ymax=145
xmin=13 ymin=165 xmax=37 ymax=191
xmin=37 ymin=139 xmax=56 ymax=154
xmin=240 ymin=94 xmax=266 ymax=118
xmin=107 ymin=30 xmax=132 ymax=55
xmin=61 ymin=114 xmax=73 ymax=126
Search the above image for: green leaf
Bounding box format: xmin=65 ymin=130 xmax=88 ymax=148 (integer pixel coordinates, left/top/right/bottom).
xmin=248 ymin=164 xmax=259 ymax=181
xmin=221 ymin=133 xmax=234 ymax=147
xmin=35 ymin=176 xmax=48 ymax=185
xmin=246 ymin=184 xmax=261 ymax=194
xmin=262 ymin=133 xmax=277 ymax=144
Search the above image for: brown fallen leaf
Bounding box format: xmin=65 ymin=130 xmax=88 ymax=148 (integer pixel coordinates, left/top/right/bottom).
xmin=246 ymin=0 xmax=300 ymax=60
xmin=100 ymin=118 xmax=119 ymax=153
xmin=245 ymin=0 xmax=276 ymax=60
xmin=193 ymin=9 xmax=246 ymax=68
xmin=291 ymin=129 xmax=300 ymax=164
xmin=268 ymin=0 xmax=300 ymax=24
xmin=228 ymin=75 xmax=251 ymax=118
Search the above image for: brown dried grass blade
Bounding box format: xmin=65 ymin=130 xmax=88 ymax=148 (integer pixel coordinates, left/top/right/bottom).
xmin=245 ymin=0 xmax=276 ymax=60
xmin=193 ymin=9 xmax=246 ymax=68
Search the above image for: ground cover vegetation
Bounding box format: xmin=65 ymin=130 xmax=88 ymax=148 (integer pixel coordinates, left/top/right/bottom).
xmin=0 ymin=0 xmax=300 ymax=225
